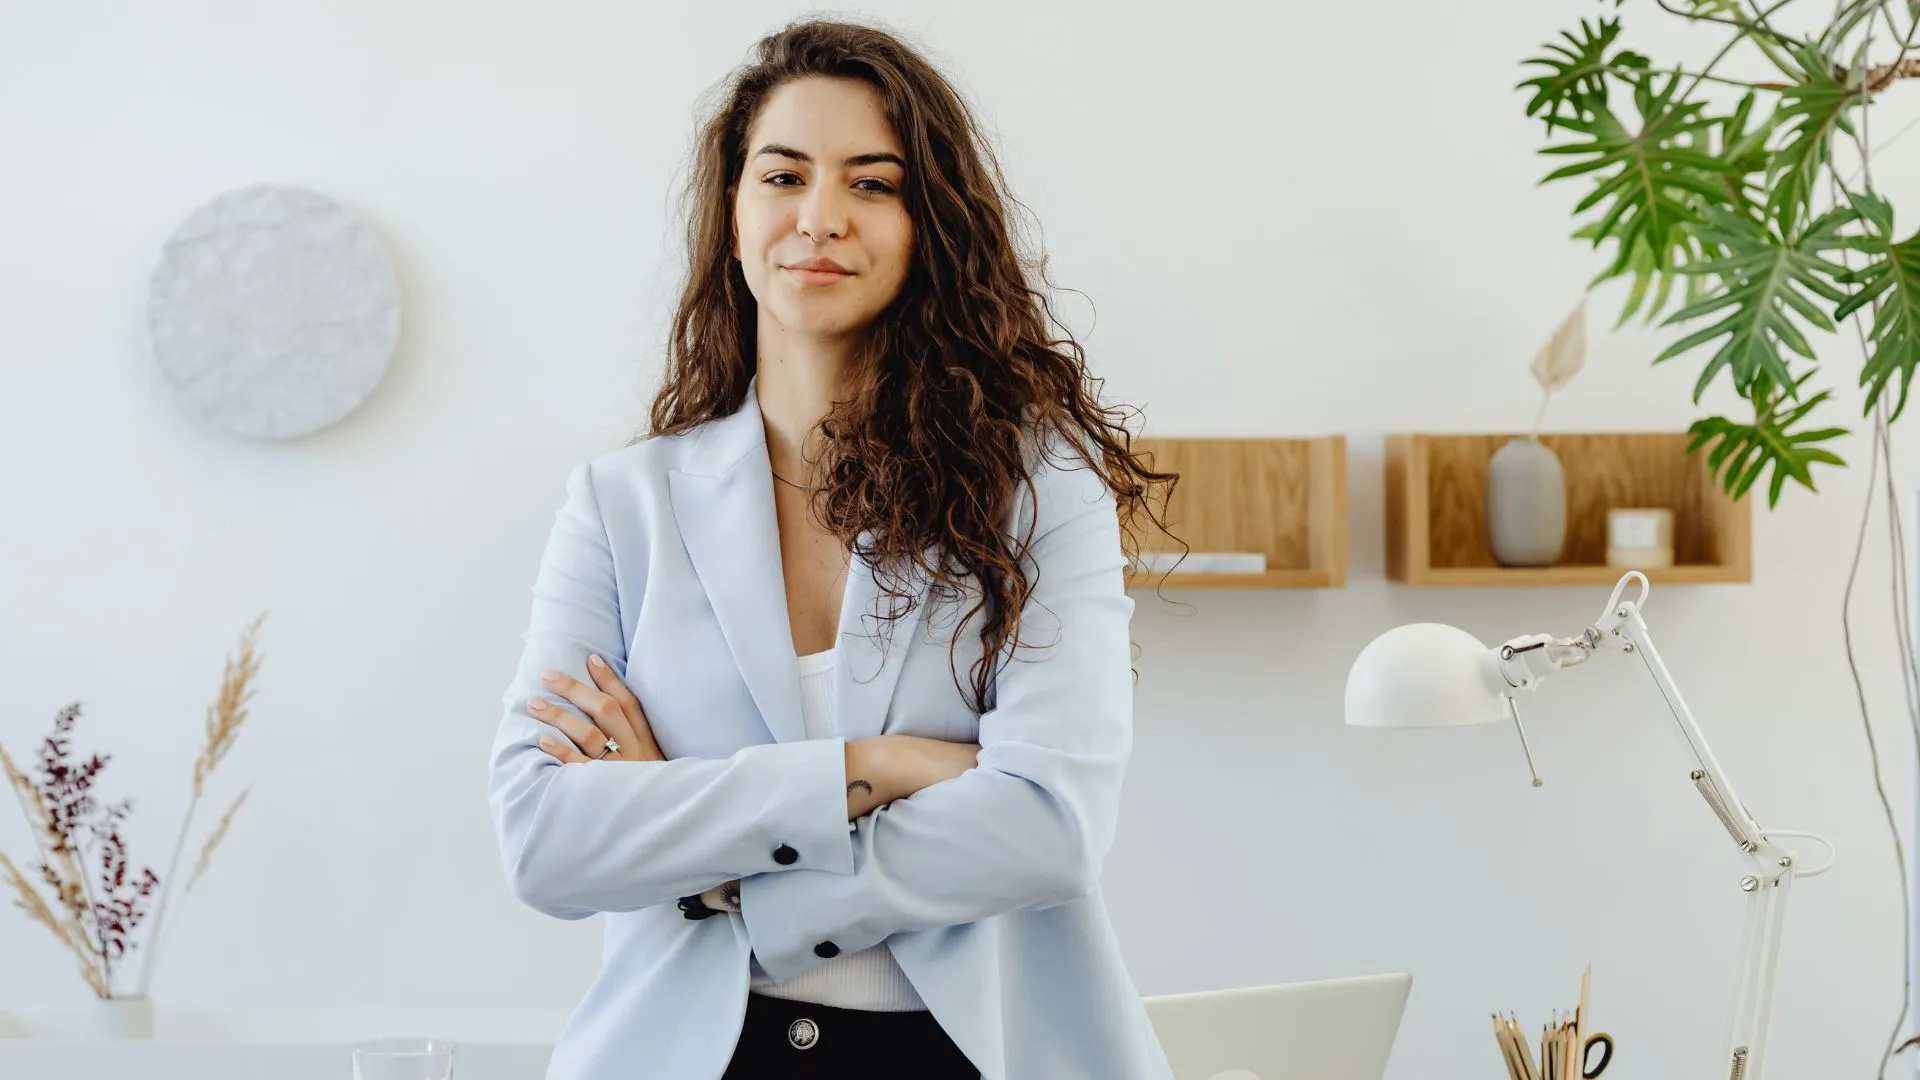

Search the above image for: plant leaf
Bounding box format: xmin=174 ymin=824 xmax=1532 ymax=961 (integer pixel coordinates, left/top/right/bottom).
xmin=1517 ymin=17 xmax=1647 ymax=133
xmin=1767 ymin=42 xmax=1858 ymax=234
xmin=1657 ymin=204 xmax=1856 ymax=402
xmin=1538 ymin=74 xmax=1740 ymax=325
xmin=1541 ymin=78 xmax=1733 ymax=266
xmin=1580 ymin=216 xmax=1718 ymax=328
xmin=1685 ymin=370 xmax=1849 ymax=507
xmin=1833 ymin=192 xmax=1920 ymax=420
xmin=1531 ymin=299 xmax=1588 ymax=391
xmin=1716 ymin=92 xmax=1774 ymax=215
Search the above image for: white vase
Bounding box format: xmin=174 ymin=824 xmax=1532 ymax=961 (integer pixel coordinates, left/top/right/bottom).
xmin=1485 ymin=436 xmax=1568 ymax=566
xmin=86 ymin=995 xmax=153 ymax=1039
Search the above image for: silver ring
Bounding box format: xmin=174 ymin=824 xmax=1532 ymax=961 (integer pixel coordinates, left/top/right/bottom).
xmin=596 ymin=739 xmax=620 ymax=759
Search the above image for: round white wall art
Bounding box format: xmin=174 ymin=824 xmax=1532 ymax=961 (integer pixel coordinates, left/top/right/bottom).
xmin=146 ymin=183 xmax=402 ymax=439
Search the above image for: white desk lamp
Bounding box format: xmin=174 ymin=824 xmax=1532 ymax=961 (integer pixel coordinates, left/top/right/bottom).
xmin=1344 ymin=570 xmax=1834 ymax=1080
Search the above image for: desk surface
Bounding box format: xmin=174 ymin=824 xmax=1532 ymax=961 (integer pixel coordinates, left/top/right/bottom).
xmin=0 ymin=1006 xmax=564 ymax=1080
xmin=0 ymin=1041 xmax=553 ymax=1080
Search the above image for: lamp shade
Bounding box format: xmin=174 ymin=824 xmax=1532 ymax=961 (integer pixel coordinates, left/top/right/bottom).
xmin=1344 ymin=622 xmax=1510 ymax=728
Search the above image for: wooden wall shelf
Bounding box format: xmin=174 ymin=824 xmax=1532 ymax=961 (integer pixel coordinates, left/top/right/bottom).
xmin=1123 ymin=436 xmax=1347 ymax=589
xmin=1385 ymin=433 xmax=1752 ymax=587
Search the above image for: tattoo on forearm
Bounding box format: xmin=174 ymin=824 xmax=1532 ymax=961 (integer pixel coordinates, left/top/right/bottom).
xmin=720 ymin=880 xmax=741 ymax=911
xmin=847 ymin=779 xmax=873 ymax=798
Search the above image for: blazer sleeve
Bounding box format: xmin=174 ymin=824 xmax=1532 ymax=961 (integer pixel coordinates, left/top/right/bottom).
xmin=737 ymin=442 xmax=1136 ymax=981
xmin=488 ymin=460 xmax=856 ymax=921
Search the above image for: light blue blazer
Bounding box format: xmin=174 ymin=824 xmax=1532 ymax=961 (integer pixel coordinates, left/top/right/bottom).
xmin=488 ymin=378 xmax=1173 ymax=1079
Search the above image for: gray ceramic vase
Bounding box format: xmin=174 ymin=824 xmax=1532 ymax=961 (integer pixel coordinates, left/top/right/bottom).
xmin=1486 ymin=436 xmax=1566 ymax=566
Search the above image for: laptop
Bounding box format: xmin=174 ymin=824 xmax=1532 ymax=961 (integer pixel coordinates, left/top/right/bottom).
xmin=1143 ymin=972 xmax=1413 ymax=1080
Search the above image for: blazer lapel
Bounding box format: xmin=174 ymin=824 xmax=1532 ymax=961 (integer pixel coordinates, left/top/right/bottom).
xmin=668 ymin=381 xmax=807 ymax=745
xmin=667 ymin=376 xmax=935 ymax=746
xmin=832 ymin=536 xmax=930 ymax=743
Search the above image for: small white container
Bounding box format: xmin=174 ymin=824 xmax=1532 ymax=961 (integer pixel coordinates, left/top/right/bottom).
xmin=7 ymin=996 xmax=158 ymax=1039
xmin=90 ymin=996 xmax=154 ymax=1039
xmin=1129 ymin=551 xmax=1267 ymax=575
xmin=1607 ymin=507 xmax=1674 ymax=568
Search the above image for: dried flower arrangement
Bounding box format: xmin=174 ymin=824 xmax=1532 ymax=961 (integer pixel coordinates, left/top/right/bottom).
xmin=0 ymin=615 xmax=264 ymax=1000
xmin=1529 ymin=297 xmax=1589 ymax=440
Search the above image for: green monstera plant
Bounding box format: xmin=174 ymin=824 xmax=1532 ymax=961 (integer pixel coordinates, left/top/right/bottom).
xmin=1520 ymin=0 xmax=1920 ymax=506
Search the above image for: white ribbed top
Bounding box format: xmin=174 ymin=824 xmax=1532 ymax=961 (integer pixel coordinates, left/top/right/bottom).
xmin=747 ymin=646 xmax=927 ymax=1012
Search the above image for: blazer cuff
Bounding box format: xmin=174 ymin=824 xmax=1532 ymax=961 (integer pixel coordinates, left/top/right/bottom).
xmin=752 ymin=737 xmax=857 ymax=879
xmin=738 ymin=865 xmax=874 ymax=983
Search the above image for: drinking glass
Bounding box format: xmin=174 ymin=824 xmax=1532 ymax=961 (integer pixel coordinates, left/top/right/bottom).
xmin=352 ymin=1036 xmax=456 ymax=1080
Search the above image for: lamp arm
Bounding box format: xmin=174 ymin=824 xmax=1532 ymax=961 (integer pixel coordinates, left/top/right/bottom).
xmin=1617 ymin=603 xmax=1812 ymax=1080
xmin=1579 ymin=575 xmax=1826 ymax=1080
xmin=1468 ymin=572 xmax=1833 ymax=1079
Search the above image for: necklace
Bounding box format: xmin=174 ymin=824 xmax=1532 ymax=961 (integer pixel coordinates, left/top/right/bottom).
xmin=771 ymin=469 xmax=825 ymax=492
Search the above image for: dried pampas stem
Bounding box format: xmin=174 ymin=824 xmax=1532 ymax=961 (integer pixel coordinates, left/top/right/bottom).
xmin=1530 ymin=298 xmax=1588 ymax=440
xmin=2 ymin=714 xmax=136 ymax=998
xmin=0 ymin=847 xmax=105 ymax=997
xmin=2 ymin=738 xmax=106 ymax=991
xmin=195 ymin=615 xmax=264 ymax=797
xmin=136 ymin=614 xmax=265 ymax=997
xmin=1 ymin=731 xmax=92 ymax=928
xmin=187 ymin=788 xmax=250 ymax=895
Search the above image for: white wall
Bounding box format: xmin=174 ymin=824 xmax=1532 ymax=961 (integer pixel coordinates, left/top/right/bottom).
xmin=4 ymin=1 xmax=1918 ymax=1076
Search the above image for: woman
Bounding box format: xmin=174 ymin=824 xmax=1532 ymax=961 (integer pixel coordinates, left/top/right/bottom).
xmin=488 ymin=17 xmax=1177 ymax=1080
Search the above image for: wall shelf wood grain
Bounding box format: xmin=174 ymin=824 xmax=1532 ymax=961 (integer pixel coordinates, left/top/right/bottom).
xmin=1123 ymin=436 xmax=1347 ymax=590
xmin=1385 ymin=433 xmax=1752 ymax=587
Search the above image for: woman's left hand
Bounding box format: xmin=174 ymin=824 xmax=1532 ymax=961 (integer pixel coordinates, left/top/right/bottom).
xmin=698 ymin=880 xmax=741 ymax=914
xmin=534 ymin=658 xmax=738 ymax=912
xmin=531 ymin=654 xmax=666 ymax=763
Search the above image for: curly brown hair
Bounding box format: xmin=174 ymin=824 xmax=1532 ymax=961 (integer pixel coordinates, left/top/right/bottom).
xmin=646 ymin=17 xmax=1178 ymax=712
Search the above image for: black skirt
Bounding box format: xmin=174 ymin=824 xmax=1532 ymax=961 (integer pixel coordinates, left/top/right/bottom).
xmin=721 ymin=992 xmax=981 ymax=1079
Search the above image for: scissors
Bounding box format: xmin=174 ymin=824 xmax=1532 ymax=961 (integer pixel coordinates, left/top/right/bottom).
xmin=1575 ymin=1029 xmax=1615 ymax=1078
